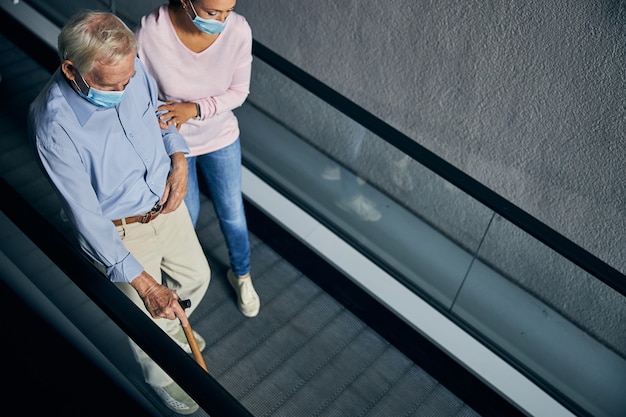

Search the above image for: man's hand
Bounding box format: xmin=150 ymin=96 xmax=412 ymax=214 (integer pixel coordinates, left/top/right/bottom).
xmin=130 ymin=271 xmax=188 ymax=326
xmin=160 ymin=152 xmax=188 ymax=214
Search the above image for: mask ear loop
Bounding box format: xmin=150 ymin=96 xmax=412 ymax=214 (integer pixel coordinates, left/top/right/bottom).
xmin=180 ymin=1 xmax=195 ymax=24
xmin=187 ymin=0 xmax=198 ymax=18
xmin=74 ymin=73 xmax=91 ymax=95
xmin=70 ymin=78 xmax=82 ymax=94
xmin=68 ymin=65 xmax=91 ymax=95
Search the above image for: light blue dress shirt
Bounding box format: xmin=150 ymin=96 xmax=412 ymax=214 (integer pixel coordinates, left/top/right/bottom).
xmin=28 ymin=58 xmax=189 ymax=283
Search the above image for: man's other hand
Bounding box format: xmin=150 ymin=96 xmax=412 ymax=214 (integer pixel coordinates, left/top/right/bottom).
xmin=160 ymin=152 xmax=188 ymax=214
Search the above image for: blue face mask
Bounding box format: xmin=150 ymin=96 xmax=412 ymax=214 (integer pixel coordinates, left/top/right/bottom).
xmin=188 ymin=2 xmax=229 ymax=35
xmin=73 ymin=74 xmax=125 ymax=108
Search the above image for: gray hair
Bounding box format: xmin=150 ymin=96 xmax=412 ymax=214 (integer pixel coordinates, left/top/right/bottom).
xmin=57 ymin=11 xmax=137 ymax=74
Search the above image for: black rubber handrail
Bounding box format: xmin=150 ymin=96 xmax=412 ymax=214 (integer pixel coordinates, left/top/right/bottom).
xmin=251 ymin=40 xmax=626 ymax=299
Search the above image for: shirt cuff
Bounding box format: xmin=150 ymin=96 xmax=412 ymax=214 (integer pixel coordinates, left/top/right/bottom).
xmin=106 ymin=253 xmax=144 ymax=283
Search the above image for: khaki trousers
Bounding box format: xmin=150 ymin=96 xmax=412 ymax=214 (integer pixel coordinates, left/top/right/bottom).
xmin=114 ymin=202 xmax=211 ymax=387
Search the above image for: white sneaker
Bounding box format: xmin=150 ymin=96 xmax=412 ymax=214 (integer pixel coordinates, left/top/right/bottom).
xmin=152 ymin=381 xmax=199 ymax=415
xmin=227 ymin=270 xmax=260 ymax=317
xmin=336 ymin=194 xmax=382 ymax=222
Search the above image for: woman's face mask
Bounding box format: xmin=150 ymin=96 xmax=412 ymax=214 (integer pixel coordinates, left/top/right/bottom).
xmin=187 ymin=1 xmax=230 ymax=35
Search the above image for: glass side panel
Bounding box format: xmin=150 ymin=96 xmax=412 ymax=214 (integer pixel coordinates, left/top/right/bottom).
xmin=470 ymin=214 xmax=626 ymax=357
xmin=241 ymin=59 xmax=494 ymax=308
xmin=453 ymin=215 xmax=626 ymax=417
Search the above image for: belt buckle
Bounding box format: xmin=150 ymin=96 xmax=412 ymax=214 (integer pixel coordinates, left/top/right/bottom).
xmin=140 ymin=204 xmax=162 ymax=224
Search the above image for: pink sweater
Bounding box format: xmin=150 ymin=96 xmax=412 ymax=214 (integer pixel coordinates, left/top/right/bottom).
xmin=136 ymin=6 xmax=252 ymax=156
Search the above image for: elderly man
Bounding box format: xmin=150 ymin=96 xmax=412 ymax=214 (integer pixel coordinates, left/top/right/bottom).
xmin=28 ymin=11 xmax=211 ymax=415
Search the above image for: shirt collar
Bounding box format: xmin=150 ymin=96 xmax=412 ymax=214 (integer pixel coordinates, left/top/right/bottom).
xmin=56 ymin=69 xmax=102 ymax=126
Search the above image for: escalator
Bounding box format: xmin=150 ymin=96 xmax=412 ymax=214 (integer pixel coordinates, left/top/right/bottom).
xmin=2 ymin=2 xmax=625 ymax=416
xmin=0 ymin=21 xmax=519 ymax=417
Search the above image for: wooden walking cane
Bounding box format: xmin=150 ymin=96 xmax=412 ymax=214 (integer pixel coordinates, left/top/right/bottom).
xmin=178 ymin=299 xmax=208 ymax=372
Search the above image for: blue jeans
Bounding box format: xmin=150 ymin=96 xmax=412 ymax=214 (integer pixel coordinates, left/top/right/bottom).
xmin=185 ymin=139 xmax=251 ymax=277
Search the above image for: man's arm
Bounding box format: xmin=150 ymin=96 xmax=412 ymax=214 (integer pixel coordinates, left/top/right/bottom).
xmin=33 ymin=132 xmax=145 ymax=284
xmin=136 ymin=58 xmax=189 ymax=214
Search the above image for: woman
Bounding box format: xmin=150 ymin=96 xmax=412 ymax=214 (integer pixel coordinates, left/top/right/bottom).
xmin=136 ymin=0 xmax=259 ymax=317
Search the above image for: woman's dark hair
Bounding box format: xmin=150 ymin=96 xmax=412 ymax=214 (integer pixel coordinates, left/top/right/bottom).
xmin=169 ymin=0 xmax=182 ymax=5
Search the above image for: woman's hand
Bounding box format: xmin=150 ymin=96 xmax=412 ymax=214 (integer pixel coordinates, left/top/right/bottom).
xmin=157 ymin=101 xmax=198 ymax=131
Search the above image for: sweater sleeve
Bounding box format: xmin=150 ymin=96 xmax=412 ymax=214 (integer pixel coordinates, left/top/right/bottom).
xmin=196 ymin=18 xmax=253 ymax=119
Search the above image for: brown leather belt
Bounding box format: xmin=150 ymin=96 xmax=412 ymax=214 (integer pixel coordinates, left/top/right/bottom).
xmin=112 ymin=204 xmax=162 ymax=226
